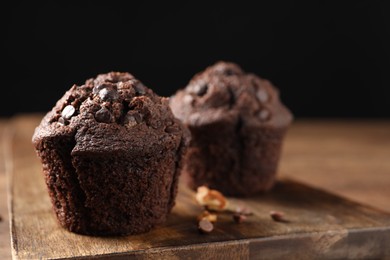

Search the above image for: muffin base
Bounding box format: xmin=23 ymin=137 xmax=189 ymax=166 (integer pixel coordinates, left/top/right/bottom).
xmin=182 ymin=121 xmax=288 ymax=197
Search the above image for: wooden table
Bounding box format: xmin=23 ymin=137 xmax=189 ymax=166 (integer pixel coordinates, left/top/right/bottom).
xmin=1 ymin=115 xmax=390 ymax=259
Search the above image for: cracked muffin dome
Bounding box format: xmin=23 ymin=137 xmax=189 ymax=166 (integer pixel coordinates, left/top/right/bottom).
xmin=32 ymin=72 xmax=188 ymax=235
xmin=170 ymin=62 xmax=293 ymax=196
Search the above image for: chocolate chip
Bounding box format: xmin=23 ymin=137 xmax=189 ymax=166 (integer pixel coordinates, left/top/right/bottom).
xmin=270 ymin=211 xmax=289 ymax=223
xmin=127 ymin=116 xmax=137 ymax=126
xmin=61 ymin=105 xmax=75 ymax=120
xmin=58 ymin=117 xmax=67 ymax=125
xmin=183 ymin=94 xmax=194 ymax=105
xmin=233 ymin=213 xmax=247 ymax=223
xmin=214 ymin=64 xmax=241 ymax=75
xmin=95 ymin=107 xmax=112 ymax=123
xmin=223 ymin=69 xmax=236 ymax=76
xmin=256 ymin=88 xmax=269 ymax=103
xmin=196 ymin=84 xmax=208 ymax=96
xmin=99 ymin=87 xmax=119 ymax=101
xmin=198 ymin=218 xmax=214 ymax=234
xmin=124 ymin=111 xmax=142 ymax=126
xmin=258 ymin=109 xmax=271 ymax=121
xmin=165 ymin=125 xmax=180 ymax=133
xmin=134 ymin=82 xmax=146 ymax=95
xmin=93 ymin=84 xmax=109 ymax=95
xmin=188 ymin=83 xmax=208 ymax=96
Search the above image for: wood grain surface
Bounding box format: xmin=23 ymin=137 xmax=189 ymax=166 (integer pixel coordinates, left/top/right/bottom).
xmin=279 ymin=120 xmax=390 ymax=212
xmin=4 ymin=115 xmax=390 ymax=259
xmin=0 ymin=119 xmax=11 ymax=260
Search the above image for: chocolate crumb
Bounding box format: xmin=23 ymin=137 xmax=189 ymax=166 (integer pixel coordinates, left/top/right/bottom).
xmin=198 ymin=218 xmax=214 ymax=234
xmin=270 ymin=211 xmax=289 ymax=223
xmin=233 ymin=213 xmax=247 ymax=223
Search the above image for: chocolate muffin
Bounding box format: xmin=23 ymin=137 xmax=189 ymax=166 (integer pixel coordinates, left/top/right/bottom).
xmin=170 ymin=62 xmax=293 ymax=196
xmin=32 ymin=72 xmax=188 ymax=235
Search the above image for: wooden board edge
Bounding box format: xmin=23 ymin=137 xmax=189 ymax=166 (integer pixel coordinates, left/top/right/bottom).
xmin=43 ymin=227 xmax=390 ymax=260
xmin=248 ymin=226 xmax=390 ymax=259
xmin=48 ymin=240 xmax=249 ymax=260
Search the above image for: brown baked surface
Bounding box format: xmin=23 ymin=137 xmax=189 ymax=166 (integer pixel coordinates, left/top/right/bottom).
xmin=32 ymin=72 xmax=188 ymax=235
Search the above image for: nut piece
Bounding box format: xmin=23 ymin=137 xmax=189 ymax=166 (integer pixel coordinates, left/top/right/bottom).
xmin=198 ymin=218 xmax=214 ymax=234
xmin=195 ymin=186 xmax=228 ymax=211
xmin=197 ymin=210 xmax=218 ymax=223
xmin=270 ymin=211 xmax=289 ymax=223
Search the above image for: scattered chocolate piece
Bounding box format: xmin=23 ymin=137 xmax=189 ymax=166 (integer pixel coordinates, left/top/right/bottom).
xmin=270 ymin=211 xmax=289 ymax=223
xmin=256 ymin=88 xmax=269 ymax=103
xmin=194 ymin=186 xmax=256 ymax=233
xmin=233 ymin=213 xmax=247 ymax=224
xmin=95 ymin=107 xmax=112 ymax=123
xmin=236 ymin=206 xmax=253 ymax=216
xmin=198 ymin=218 xmax=214 ymax=234
xmin=61 ymin=105 xmax=75 ymax=120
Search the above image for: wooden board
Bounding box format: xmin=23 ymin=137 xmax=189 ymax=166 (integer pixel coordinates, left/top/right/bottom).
xmin=7 ymin=115 xmax=390 ymax=259
xmin=279 ymin=120 xmax=390 ymax=212
xmin=0 ymin=119 xmax=12 ymax=260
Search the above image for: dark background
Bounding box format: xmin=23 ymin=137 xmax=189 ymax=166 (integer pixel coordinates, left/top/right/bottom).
xmin=3 ymin=1 xmax=390 ymax=118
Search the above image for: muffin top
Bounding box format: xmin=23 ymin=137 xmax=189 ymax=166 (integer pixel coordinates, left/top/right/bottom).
xmin=170 ymin=61 xmax=293 ymax=128
xmin=33 ymin=72 xmax=186 ymax=155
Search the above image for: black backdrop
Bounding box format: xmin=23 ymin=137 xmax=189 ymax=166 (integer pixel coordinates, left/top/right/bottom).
xmin=3 ymin=1 xmax=390 ymax=117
